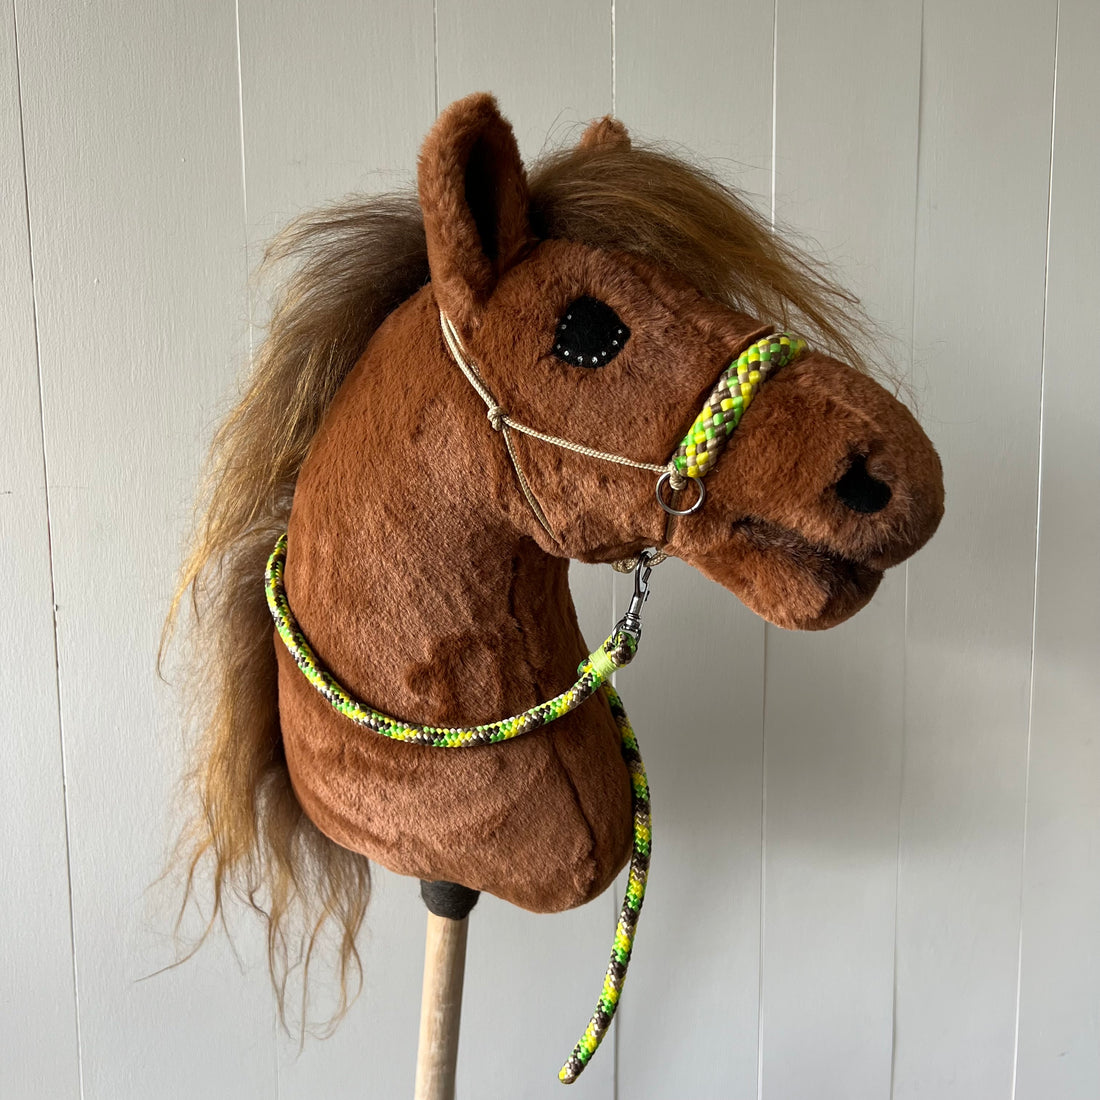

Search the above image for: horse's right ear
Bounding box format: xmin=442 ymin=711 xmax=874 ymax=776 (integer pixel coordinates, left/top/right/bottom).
xmin=418 ymin=93 xmax=533 ymax=331
xmin=578 ymin=115 xmax=631 ymax=152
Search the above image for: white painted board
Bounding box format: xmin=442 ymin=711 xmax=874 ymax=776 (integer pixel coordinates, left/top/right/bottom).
xmin=1014 ymin=1 xmax=1100 ymax=1095
xmin=0 ymin=5 xmax=80 ymax=1097
xmin=895 ymin=2 xmax=1058 ymax=1096
xmin=761 ymin=3 xmax=920 ymax=1097
xmin=15 ymin=2 xmax=275 ymax=1096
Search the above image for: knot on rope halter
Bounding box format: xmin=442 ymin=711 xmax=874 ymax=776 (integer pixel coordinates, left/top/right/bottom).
xmin=612 ymin=548 xmax=669 ymax=574
xmin=438 ymin=309 xmax=695 ymax=539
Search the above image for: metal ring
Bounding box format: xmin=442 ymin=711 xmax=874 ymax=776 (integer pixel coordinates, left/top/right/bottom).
xmin=655 ymin=471 xmax=706 ymax=516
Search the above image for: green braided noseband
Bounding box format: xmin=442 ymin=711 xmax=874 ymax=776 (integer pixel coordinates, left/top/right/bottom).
xmin=265 ymin=534 xmax=649 ymax=1083
xmin=671 ymin=333 xmax=807 ymax=479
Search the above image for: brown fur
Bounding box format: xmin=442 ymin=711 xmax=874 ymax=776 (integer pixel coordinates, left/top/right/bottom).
xmin=578 ymin=115 xmax=631 ymax=151
xmin=168 ymin=92 xmax=942 ymax=1027
xmin=418 ymin=95 xmax=533 ymax=330
xmin=670 ymin=354 xmax=944 ymax=628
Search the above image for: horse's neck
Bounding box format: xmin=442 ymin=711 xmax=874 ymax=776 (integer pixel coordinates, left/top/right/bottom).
xmin=344 ymin=522 xmax=590 ymax=727
xmin=286 ymin=299 xmax=595 ymax=727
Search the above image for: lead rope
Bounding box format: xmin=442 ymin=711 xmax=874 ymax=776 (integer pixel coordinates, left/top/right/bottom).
xmin=266 ymin=534 xmax=654 ymax=1083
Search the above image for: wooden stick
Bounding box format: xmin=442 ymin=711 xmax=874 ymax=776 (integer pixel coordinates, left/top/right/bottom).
xmin=413 ymin=910 xmax=469 ymax=1100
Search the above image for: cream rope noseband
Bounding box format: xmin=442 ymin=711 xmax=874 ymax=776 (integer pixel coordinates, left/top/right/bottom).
xmin=440 ymin=312 xmax=683 ymax=538
xmin=439 ymin=311 xmax=807 ymax=539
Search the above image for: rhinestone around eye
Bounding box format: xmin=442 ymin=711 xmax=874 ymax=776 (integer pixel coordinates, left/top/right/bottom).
xmin=550 ymin=295 xmax=630 ymax=369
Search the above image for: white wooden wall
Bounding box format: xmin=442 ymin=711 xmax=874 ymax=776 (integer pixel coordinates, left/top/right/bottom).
xmin=3 ymin=1 xmax=1097 ymax=1097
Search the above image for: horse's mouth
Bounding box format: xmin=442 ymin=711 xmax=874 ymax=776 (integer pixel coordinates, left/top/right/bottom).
xmin=733 ymin=517 xmax=884 ymax=630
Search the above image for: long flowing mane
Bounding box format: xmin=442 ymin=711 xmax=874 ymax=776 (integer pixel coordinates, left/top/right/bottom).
xmin=165 ymin=135 xmax=876 ymax=1028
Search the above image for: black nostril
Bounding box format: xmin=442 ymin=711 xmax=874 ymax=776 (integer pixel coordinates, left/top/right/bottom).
xmin=835 ymin=455 xmax=892 ymax=514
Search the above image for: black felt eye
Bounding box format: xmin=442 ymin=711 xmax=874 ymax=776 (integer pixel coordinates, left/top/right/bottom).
xmin=551 ymin=296 xmax=630 ymax=368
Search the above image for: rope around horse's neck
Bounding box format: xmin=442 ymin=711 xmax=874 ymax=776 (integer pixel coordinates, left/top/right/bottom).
xmin=265 ymin=534 xmax=648 ymax=1083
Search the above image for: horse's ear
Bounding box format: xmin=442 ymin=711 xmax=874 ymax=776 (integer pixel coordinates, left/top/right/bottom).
xmin=418 ymin=93 xmax=533 ymax=330
xmin=578 ymin=115 xmax=631 ymax=152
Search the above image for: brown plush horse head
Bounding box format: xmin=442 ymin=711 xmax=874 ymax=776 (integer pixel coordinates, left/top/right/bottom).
xmin=171 ymin=93 xmax=942 ymax=1034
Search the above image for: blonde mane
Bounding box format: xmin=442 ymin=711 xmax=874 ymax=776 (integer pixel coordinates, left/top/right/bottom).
xmin=165 ymin=139 xmax=875 ymax=1029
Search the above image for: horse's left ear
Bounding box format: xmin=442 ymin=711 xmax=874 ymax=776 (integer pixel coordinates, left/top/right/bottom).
xmin=418 ymin=93 xmax=533 ymax=330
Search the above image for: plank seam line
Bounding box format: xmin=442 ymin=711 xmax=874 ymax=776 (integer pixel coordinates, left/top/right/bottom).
xmin=610 ymin=7 xmax=617 ymax=1095
xmin=756 ymin=618 xmax=769 ymax=1100
xmin=758 ymin=7 xmax=778 ymax=1094
xmin=768 ymin=0 xmax=778 ymax=228
xmin=10 ymin=2 xmax=86 ymax=1097
xmin=611 ymin=565 xmax=619 ymax=1098
xmin=1010 ymin=3 xmax=1060 ymax=1096
xmin=232 ymin=6 xmax=277 ymax=1096
xmin=234 ymin=0 xmax=248 ymax=232
xmin=432 ymin=0 xmax=438 ymax=119
xmin=890 ymin=3 xmax=925 ymax=1095
xmin=610 ymin=0 xmax=616 ymax=118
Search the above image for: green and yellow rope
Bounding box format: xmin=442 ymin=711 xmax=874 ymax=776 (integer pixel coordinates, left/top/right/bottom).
xmin=266 ymin=535 xmax=636 ymax=746
xmin=265 ymin=534 xmax=649 ymax=1083
xmin=558 ymin=684 xmax=650 ymax=1084
xmin=671 ymin=333 xmax=807 ymax=479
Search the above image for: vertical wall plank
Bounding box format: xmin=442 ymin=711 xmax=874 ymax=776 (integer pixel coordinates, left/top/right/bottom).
xmin=240 ymin=0 xmax=436 ymax=247
xmin=233 ymin=4 xmax=440 ymax=1097
xmin=762 ymin=3 xmax=921 ymax=1097
xmin=0 ymin=5 xmax=81 ymax=1097
xmin=1015 ymin=1 xmax=1100 ymax=1095
xmin=615 ymin=0 xmax=774 ymax=197
xmin=16 ymin=4 xmax=275 ymax=1096
xmin=613 ymin=560 xmax=768 ymax=1099
xmin=436 ymin=0 xmax=612 ymax=155
xmin=894 ymin=2 xmax=1057 ymax=1096
xmin=435 ymin=6 xmax=618 ymax=1096
xmin=614 ymin=4 xmax=774 ymax=1097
